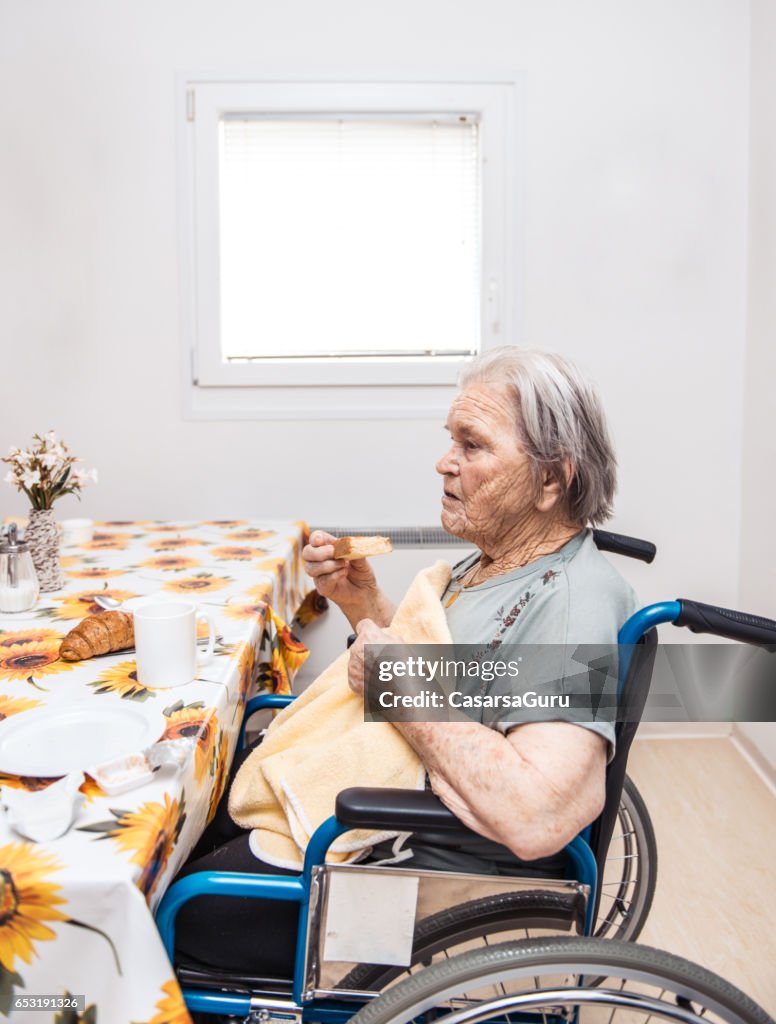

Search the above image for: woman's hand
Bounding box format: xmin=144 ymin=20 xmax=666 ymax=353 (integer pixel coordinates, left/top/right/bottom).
xmin=302 ymin=531 xmax=396 ymax=629
xmin=347 ymin=619 xmax=401 ymax=697
xmin=303 ymin=530 xmax=377 ymax=603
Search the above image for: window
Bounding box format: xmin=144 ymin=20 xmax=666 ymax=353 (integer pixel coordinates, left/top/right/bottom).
xmin=179 ymin=81 xmax=515 ymax=416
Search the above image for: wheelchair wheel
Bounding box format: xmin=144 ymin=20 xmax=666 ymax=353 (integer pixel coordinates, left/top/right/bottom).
xmin=347 ymin=937 xmax=774 ymax=1024
xmin=595 ymin=772 xmax=657 ymax=941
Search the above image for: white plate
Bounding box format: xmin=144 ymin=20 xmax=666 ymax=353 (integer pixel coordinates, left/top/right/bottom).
xmin=0 ymin=704 xmax=164 ymax=777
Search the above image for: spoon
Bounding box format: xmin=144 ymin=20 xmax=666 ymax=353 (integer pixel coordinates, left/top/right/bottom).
xmin=94 ymin=595 xmax=123 ymax=610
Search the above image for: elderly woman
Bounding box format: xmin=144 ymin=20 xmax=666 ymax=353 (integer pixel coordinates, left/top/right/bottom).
xmin=174 ymin=346 xmax=636 ymax=974
xmin=306 ymin=346 xmax=637 ymax=868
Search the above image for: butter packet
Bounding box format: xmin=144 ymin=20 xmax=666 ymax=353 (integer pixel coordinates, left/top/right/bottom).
xmin=90 ymin=738 xmax=196 ymax=796
xmin=90 ymin=753 xmax=155 ymax=796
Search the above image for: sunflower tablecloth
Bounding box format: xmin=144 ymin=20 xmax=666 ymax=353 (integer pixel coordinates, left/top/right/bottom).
xmin=0 ymin=520 xmax=325 ymax=1023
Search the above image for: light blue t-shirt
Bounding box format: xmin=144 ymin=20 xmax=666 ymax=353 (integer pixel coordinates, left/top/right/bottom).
xmin=441 ymin=529 xmax=639 ymax=754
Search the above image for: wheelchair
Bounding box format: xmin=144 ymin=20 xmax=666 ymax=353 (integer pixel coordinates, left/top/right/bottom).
xmin=156 ymin=530 xmax=776 ymax=1023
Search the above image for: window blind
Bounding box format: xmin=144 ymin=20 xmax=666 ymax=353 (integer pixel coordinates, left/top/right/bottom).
xmin=218 ymin=116 xmax=481 ymax=361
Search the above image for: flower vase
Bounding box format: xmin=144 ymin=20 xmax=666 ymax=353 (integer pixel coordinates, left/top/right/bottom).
xmin=25 ymin=508 xmax=64 ymax=592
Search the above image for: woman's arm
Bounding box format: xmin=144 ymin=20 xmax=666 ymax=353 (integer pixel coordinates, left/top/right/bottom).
xmin=396 ymin=718 xmax=606 ymax=861
xmin=302 ymin=531 xmax=396 ymax=630
xmin=348 ymin=619 xmax=606 ymax=861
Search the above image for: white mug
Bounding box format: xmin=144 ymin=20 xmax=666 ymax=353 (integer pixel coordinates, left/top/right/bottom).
xmin=133 ymin=599 xmax=216 ymax=688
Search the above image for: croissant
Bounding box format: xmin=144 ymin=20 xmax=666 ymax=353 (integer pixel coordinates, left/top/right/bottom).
xmin=59 ymin=611 xmax=135 ymax=661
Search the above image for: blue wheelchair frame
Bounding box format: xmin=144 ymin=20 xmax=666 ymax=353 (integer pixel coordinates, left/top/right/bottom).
xmin=155 ymin=601 xmax=682 ymax=1019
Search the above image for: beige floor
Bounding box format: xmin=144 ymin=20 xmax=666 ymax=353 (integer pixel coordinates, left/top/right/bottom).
xmin=627 ymin=738 xmax=776 ymax=1014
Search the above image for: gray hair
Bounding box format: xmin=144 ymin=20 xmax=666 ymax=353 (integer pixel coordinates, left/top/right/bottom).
xmin=459 ymin=346 xmax=617 ymax=526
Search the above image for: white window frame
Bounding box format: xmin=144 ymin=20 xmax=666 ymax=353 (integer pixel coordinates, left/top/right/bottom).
xmin=177 ymin=78 xmax=517 ymax=419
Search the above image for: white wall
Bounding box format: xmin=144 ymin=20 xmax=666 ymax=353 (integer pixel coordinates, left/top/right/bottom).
xmin=738 ymin=0 xmax=776 ymax=770
xmin=734 ymin=723 xmax=776 ymax=785
xmin=740 ymin=0 xmax=776 ymax=620
xmin=0 ymin=0 xmax=751 ymax=620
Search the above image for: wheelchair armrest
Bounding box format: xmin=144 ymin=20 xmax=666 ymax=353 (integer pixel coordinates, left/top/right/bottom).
xmin=335 ymin=787 xmax=474 ymax=833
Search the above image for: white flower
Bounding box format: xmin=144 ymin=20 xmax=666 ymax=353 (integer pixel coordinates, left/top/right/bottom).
xmin=3 ymin=470 xmax=17 ymax=485
xmin=42 ymin=431 xmax=66 ymax=460
xmin=20 ymin=468 xmax=41 ymax=488
xmin=72 ymin=467 xmax=98 ymax=488
xmin=7 ymin=446 xmax=20 ymax=458
xmin=40 ymin=451 xmax=62 ymax=471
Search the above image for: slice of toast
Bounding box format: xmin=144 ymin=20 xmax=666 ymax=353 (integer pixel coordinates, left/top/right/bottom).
xmin=332 ymin=535 xmax=393 ymax=560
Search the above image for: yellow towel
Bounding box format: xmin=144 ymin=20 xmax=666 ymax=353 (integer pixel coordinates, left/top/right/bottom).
xmin=228 ymin=561 xmax=453 ymax=869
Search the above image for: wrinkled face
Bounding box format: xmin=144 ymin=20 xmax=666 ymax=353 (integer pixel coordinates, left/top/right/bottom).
xmin=437 ymin=384 xmax=538 ymax=551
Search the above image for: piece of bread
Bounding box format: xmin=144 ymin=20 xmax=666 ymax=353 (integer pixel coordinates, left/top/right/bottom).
xmin=332 ymin=535 xmax=393 ymax=560
xmin=59 ymin=611 xmax=135 ymax=661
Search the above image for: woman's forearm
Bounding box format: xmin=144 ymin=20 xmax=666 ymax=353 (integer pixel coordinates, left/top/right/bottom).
xmin=395 ymin=721 xmax=554 ymax=854
xmin=394 ymin=720 xmax=604 ymax=861
xmin=340 ymin=588 xmax=396 ymax=630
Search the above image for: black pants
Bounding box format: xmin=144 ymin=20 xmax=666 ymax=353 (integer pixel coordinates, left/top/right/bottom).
xmin=174 ymin=740 xmax=301 ymax=977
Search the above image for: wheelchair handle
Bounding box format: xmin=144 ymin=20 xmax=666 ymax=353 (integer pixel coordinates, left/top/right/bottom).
xmin=592 ymin=529 xmax=656 ymax=564
xmin=675 ymin=599 xmax=776 ymax=651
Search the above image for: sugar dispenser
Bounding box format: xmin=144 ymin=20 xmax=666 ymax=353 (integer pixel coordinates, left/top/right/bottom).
xmin=0 ymin=524 xmax=40 ymax=612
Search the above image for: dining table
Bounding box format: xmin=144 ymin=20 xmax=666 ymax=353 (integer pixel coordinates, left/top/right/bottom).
xmin=0 ymin=518 xmax=324 ymax=1023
